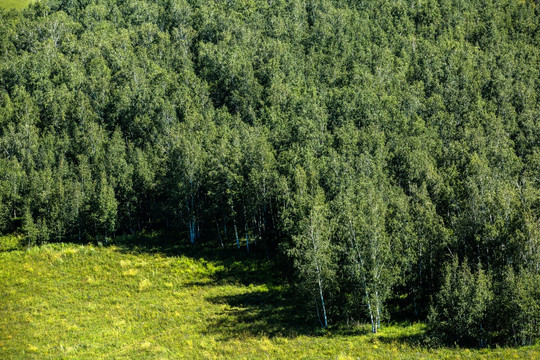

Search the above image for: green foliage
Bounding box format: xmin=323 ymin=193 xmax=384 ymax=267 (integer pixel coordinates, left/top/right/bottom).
xmin=428 ymin=258 xmax=493 ymax=347
xmin=0 ymin=0 xmax=539 ymax=347
xmin=289 ymin=186 xmax=335 ymax=328
xmin=22 ymin=207 xmax=38 ymax=247
xmin=499 ymin=268 xmax=540 ymax=346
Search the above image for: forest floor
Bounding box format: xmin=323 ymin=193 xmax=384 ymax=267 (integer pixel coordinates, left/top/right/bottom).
xmin=1 ymin=236 xmax=538 ymax=359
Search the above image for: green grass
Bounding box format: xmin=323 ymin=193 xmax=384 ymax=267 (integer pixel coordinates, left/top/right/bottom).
xmin=1 ymin=241 xmax=538 ymax=359
xmin=0 ymin=234 xmax=22 ymax=251
xmin=0 ymin=0 xmax=34 ymax=10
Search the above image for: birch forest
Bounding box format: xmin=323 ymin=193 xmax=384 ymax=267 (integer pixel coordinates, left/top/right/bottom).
xmin=1 ymin=0 xmax=539 ymax=347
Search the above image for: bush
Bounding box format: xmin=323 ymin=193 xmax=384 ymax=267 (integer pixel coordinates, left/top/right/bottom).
xmin=428 ymin=258 xmax=492 ymax=347
xmin=500 ymin=268 xmax=540 ymax=346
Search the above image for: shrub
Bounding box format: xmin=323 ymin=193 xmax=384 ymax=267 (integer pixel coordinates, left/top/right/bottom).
xmin=500 ymin=268 xmax=540 ymax=346
xmin=428 ymin=258 xmax=492 ymax=347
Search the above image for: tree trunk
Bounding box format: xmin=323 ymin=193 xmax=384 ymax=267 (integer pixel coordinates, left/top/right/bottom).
xmin=216 ymin=222 xmax=224 ymax=248
xmin=234 ymin=220 xmax=240 ymax=249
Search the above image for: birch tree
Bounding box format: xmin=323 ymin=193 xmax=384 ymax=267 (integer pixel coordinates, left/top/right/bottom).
xmin=170 ymin=116 xmax=206 ymax=244
xmin=338 ymin=178 xmax=394 ymax=333
xmin=289 ymin=185 xmax=335 ymax=329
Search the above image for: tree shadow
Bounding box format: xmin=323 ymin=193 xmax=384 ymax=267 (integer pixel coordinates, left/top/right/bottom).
xmin=374 ymin=324 xmax=427 ymax=348
xmin=111 ymin=232 xmax=285 ymax=286
xmin=205 ymin=287 xmax=323 ymax=339
xmin=97 ymin=233 xmax=431 ymax=345
xmin=110 ymin=233 xmax=328 ymax=338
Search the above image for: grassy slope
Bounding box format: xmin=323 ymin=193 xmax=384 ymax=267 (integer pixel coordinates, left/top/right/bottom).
xmin=0 ymin=243 xmax=538 ymax=359
xmin=0 ymin=0 xmax=33 ymax=10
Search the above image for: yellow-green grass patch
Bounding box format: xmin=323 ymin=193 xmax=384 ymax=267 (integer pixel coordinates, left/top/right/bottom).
xmin=0 ymin=243 xmax=538 ymax=359
xmin=0 ymin=0 xmax=34 ymax=10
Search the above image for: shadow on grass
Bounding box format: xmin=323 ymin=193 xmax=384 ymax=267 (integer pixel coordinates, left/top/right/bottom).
xmin=111 ymin=233 xmax=325 ymax=338
xmin=374 ymin=323 xmax=428 ymax=348
xmin=206 ymin=287 xmax=324 ymax=339
xmin=93 ymin=232 xmax=430 ymax=345
xmin=112 ymin=231 xmax=279 ymax=286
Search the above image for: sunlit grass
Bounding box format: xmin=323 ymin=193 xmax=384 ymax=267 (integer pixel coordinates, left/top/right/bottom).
xmin=0 ymin=0 xmax=34 ymax=10
xmin=0 ymin=242 xmax=538 ymax=359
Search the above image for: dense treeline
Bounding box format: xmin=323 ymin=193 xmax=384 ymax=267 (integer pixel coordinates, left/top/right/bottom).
xmin=1 ymin=0 xmax=539 ymax=346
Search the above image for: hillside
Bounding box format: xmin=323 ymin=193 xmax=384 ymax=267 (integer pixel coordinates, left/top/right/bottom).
xmin=0 ymin=0 xmax=539 ymax=348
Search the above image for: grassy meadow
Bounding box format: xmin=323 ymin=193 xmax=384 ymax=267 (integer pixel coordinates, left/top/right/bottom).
xmin=0 ymin=0 xmax=33 ymax=10
xmin=1 ymin=237 xmax=539 ymax=359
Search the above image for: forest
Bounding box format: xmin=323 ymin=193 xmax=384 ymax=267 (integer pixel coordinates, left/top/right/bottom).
xmin=0 ymin=0 xmax=539 ymax=348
